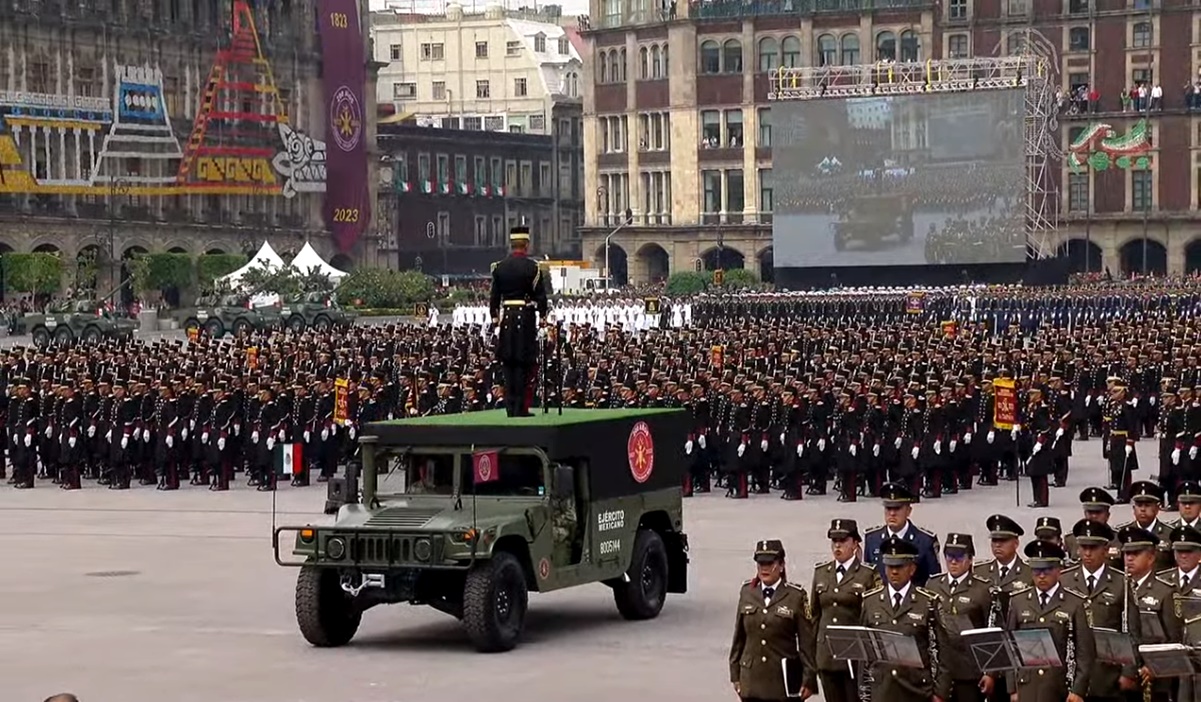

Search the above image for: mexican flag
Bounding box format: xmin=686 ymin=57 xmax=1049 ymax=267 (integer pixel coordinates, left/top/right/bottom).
xmin=420 ymin=179 xmax=433 ymax=194
xmin=438 ymin=181 xmax=451 ymax=195
xmin=492 ymin=183 xmax=506 ymax=197
xmin=479 ymin=183 xmax=491 ymax=197
xmin=274 ymin=442 xmax=304 ymax=478
xmin=397 ymin=181 xmax=413 ymax=193
xmin=457 ymin=181 xmax=472 ymax=195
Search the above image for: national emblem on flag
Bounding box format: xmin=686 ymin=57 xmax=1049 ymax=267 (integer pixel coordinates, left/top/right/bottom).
xmin=438 ymin=180 xmax=451 ymax=195
xmin=457 ymin=181 xmax=472 ymax=195
xmin=398 ymin=181 xmax=413 ymax=193
xmin=420 ymin=179 xmax=433 ymax=194
xmin=274 ymin=442 xmax=305 ymax=478
xmin=472 ymin=449 xmax=499 ymax=484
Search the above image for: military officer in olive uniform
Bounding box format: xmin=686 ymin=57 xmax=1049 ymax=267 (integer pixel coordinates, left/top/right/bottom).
xmin=860 ymin=536 xmax=945 ymax=702
xmin=729 ymin=539 xmax=818 ymax=702
xmin=973 ymin=514 xmax=1032 ymax=622
xmin=488 ymin=225 xmax=550 ymax=418
xmin=925 ymin=533 xmax=995 ymax=702
xmin=1004 ymin=540 xmax=1096 ymax=702
xmin=1116 ymin=481 xmax=1176 ymax=572
xmin=863 ymin=483 xmax=941 ymax=587
xmin=1160 ymin=524 xmax=1201 ymax=598
xmin=1117 ymin=525 xmax=1183 ymax=702
xmin=1169 ymin=480 xmax=1201 ymax=530
xmin=1060 ymin=519 xmax=1142 ymax=700
xmin=1064 ymin=487 xmax=1124 ymax=570
xmin=811 ymin=519 xmax=880 ymax=702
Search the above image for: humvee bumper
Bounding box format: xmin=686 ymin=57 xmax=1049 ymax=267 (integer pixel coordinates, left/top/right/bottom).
xmin=273 ymin=526 xmax=473 ymax=571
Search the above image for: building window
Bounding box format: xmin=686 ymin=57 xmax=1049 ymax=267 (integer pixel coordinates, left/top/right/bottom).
xmin=420 ymin=42 xmax=444 ymax=60
xmin=418 ymin=153 xmax=431 ymax=181
xmin=1132 ymin=68 xmax=1151 ymax=86
xmin=474 ymin=156 xmax=486 ymax=183
xmin=463 ymin=116 xmax=482 ymax=130
xmin=758 ymin=108 xmax=771 ymax=147
xmin=514 ymin=77 xmax=527 ymax=97
xmin=1133 ymin=0 xmax=1151 ymax=8
xmin=475 ymin=41 xmax=488 ymax=58
xmin=1068 ymin=0 xmax=1088 ymax=12
xmin=1006 ymin=33 xmax=1025 ymax=55
xmin=700 ymin=40 xmax=720 ymax=74
xmin=639 ymin=46 xmax=649 ymax=79
xmin=759 ymin=168 xmax=773 ymax=212
xmin=725 ymin=109 xmax=743 ymax=147
xmin=389 ymin=43 xmax=401 ymax=60
xmin=476 ymin=80 xmax=490 ymax=99
xmin=454 ymin=155 xmax=468 ymax=184
xmin=949 ymin=0 xmax=967 ymax=19
xmin=817 ymin=34 xmax=836 ymax=66
xmin=726 ymin=169 xmax=744 ymax=213
xmin=393 ymin=82 xmax=416 ymax=99
xmin=722 ymin=39 xmax=743 ymax=73
xmin=559 ymin=37 xmax=569 ymax=54
xmin=1069 ymin=27 xmax=1090 ymax=52
xmin=651 ymin=44 xmax=663 ymax=78
xmin=530 ymin=114 xmax=545 ymax=131
xmin=758 ymin=37 xmax=779 ymax=72
xmin=948 ymin=34 xmax=969 ymax=59
xmin=507 ymin=40 xmax=522 ymax=56
xmin=540 ymin=162 xmax=552 ymax=195
xmin=437 ymin=211 xmax=450 ymax=244
xmin=701 ymin=110 xmax=721 ymax=146
xmin=474 ymin=215 xmax=487 ymax=246
xmin=432 ymin=81 xmax=446 ymax=100
xmin=876 ymin=31 xmax=896 ymax=61
xmin=615 ymin=48 xmax=627 ymax=81
xmin=534 ymin=33 xmax=547 ymax=53
xmin=1068 ymin=173 xmax=1089 ymax=212
xmin=840 ymin=34 xmax=860 ymax=65
xmin=1132 ymin=170 xmax=1153 ymax=211
xmin=1132 ymin=21 xmax=1152 ymax=49
xmin=781 ymin=36 xmax=801 ymax=68
xmin=702 ymin=170 xmax=722 ymax=212
xmin=437 ymin=154 xmax=449 ymax=183
xmin=1007 ymin=0 xmax=1028 ymax=13
xmin=900 ymin=31 xmax=920 ymax=61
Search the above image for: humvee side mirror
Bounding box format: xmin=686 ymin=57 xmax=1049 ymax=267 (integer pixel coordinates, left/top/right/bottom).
xmin=553 ymin=464 xmax=574 ymax=500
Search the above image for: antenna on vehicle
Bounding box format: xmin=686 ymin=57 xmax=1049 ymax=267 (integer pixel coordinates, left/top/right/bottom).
xmin=556 ymin=320 xmax=563 ymax=416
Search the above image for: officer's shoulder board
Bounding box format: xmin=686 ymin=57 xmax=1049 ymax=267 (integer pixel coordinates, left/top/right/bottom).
xmin=914 ymin=586 xmax=938 ymax=601
xmin=1062 ymin=586 xmax=1087 ymax=600
xmin=1061 ymin=563 xmax=1081 ymax=575
xmin=915 ymin=525 xmax=938 ymax=540
xmin=971 ymin=574 xmax=991 ymax=585
xmin=1155 ymin=574 xmax=1178 ymax=589
xmin=785 ymin=581 xmax=807 ymax=594
xmin=864 ymin=524 xmax=885 ymax=535
xmin=1156 ymin=566 xmax=1176 ymax=578
xmin=815 ymin=559 xmax=834 ymax=572
xmin=1114 ymin=520 xmax=1134 ymax=531
xmin=742 ymin=577 xmax=757 ymax=588
xmin=973 ymin=558 xmax=996 ymax=570
xmin=864 ymin=585 xmax=885 ymax=599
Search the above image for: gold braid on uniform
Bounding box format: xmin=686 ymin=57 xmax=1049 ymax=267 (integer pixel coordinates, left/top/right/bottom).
xmin=986 ymin=584 xmax=1003 ymax=627
xmin=1066 ymin=611 xmax=1077 ymax=686
xmin=920 ymin=587 xmax=939 ymax=680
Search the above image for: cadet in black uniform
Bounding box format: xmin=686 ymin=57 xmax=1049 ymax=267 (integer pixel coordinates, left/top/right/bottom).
xmin=488 ymin=226 xmax=549 ymax=417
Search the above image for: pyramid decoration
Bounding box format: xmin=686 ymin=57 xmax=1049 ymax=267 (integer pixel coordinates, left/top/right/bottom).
xmin=176 ymin=0 xmax=289 ymax=191
xmin=91 ymin=64 xmax=184 ymax=186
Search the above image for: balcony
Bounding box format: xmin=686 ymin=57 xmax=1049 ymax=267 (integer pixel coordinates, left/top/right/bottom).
xmin=688 ymin=0 xmax=934 ymax=20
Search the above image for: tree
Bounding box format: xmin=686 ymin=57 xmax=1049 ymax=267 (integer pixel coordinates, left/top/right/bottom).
xmin=720 ymin=268 xmax=760 ymax=290
xmin=337 ymin=268 xmax=434 ymax=308
xmin=197 ymin=253 xmax=248 ymax=293
xmin=296 ymin=266 xmax=336 ymax=294
xmin=4 ymin=252 xmax=64 ymax=296
xmin=240 ymin=261 xmax=301 ymax=298
xmin=665 ymin=271 xmax=708 ymax=296
xmin=73 ymin=250 xmax=99 ymax=295
xmin=143 ymin=253 xmax=194 ymax=292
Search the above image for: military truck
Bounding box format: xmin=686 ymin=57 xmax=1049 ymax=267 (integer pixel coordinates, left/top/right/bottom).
xmin=274 ymin=408 xmax=690 ymax=652
xmin=831 ymin=193 xmax=915 ymax=251
xmin=19 ymin=300 xmax=138 ymax=346
xmin=280 ymin=292 xmax=358 ymax=332
xmin=172 ymin=294 xmax=277 ymax=338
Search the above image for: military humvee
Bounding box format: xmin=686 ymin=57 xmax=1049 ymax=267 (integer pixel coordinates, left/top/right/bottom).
xmin=171 ymin=294 xmax=276 ymax=338
xmin=280 ymin=292 xmax=358 ymax=332
xmin=19 ymin=300 xmax=138 ymax=346
xmin=831 ymin=193 xmax=915 ymax=251
xmin=274 ymin=408 xmax=690 ymax=652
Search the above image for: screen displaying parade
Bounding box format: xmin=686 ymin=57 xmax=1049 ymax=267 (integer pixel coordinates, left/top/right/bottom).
xmin=772 ymin=90 xmax=1029 ymax=268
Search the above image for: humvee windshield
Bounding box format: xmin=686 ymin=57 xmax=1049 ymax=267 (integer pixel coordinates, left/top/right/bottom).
xmin=375 ymin=449 xmax=546 ymax=498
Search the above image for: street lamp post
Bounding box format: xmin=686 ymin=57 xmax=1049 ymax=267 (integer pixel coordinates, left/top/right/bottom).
xmin=106 ymin=177 xmax=131 ymax=295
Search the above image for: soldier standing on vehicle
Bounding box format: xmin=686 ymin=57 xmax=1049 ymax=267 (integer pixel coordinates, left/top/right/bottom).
xmin=488 ymin=225 xmax=549 ymax=418
xmin=729 ymin=539 xmax=817 ymax=702
xmin=811 ymin=519 xmax=878 ymax=702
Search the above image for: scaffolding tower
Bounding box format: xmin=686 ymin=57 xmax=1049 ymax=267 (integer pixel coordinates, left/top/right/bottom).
xmin=768 ymin=32 xmax=1061 ymax=260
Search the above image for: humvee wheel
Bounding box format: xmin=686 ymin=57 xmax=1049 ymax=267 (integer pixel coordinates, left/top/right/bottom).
xmin=295 ymin=566 xmax=361 ymax=647
xmin=233 ymin=318 xmax=252 ymax=336
xmin=613 ymin=529 xmax=668 ymax=621
xmin=204 ymin=319 xmax=224 ymax=338
xmin=54 ymin=327 xmax=74 ymax=344
xmin=313 ymin=315 xmax=332 ymax=332
xmin=31 ymin=327 xmax=50 ymax=346
xmin=287 ymin=315 xmax=306 ymax=333
xmin=463 ymin=551 xmax=528 ymax=652
xmin=82 ymin=326 xmax=102 ymax=344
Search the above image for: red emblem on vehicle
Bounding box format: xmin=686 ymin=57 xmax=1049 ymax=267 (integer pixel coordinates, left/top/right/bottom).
xmin=627 ymin=421 xmax=655 ymax=483
xmin=538 ymin=558 xmax=551 ymax=579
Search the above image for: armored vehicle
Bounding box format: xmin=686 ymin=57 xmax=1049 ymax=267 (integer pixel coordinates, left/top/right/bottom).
xmin=172 ymin=294 xmax=276 ymax=338
xmin=280 ymin=292 xmax=358 ymax=332
xmin=274 ymin=408 xmax=690 ymax=652
xmin=831 ymin=193 xmax=915 ymax=251
xmin=20 ymin=300 xmax=138 ymax=346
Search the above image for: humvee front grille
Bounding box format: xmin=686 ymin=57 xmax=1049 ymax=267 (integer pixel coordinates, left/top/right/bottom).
xmin=334 ymin=533 xmax=443 ymax=565
xmin=363 ymin=508 xmax=442 ymax=528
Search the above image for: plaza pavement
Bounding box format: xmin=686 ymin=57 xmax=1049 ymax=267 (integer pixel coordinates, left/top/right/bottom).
xmin=0 ymin=438 xmax=1154 ymax=702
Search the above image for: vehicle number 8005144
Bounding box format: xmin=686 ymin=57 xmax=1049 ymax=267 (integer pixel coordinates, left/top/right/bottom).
xmin=332 ymin=208 xmax=360 ymax=223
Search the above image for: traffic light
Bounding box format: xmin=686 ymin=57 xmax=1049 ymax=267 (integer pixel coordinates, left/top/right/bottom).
xmin=694 ymin=258 xmax=703 ymax=272
xmin=713 ymin=269 xmax=725 ymax=286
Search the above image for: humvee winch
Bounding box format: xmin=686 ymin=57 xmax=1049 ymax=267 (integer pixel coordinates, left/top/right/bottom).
xmin=274 ymin=408 xmax=690 ymax=652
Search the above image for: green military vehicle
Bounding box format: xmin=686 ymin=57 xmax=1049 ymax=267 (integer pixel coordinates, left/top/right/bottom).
xmin=280 ymin=291 xmax=358 ymax=332
xmin=172 ymin=293 xmax=276 ymax=338
xmin=831 ymin=193 xmax=915 ymax=251
xmin=274 ymin=408 xmax=690 ymax=652
xmin=19 ymin=300 xmax=138 ymax=346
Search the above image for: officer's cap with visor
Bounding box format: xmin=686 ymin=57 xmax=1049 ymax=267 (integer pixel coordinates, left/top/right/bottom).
xmin=1034 ymin=516 xmax=1063 ymax=539
xmin=1169 ymin=525 xmax=1201 ymax=552
xmin=879 ymin=482 xmax=917 ymax=509
xmin=1177 ymin=480 xmax=1201 ymax=504
xmin=987 ymin=514 xmax=1025 ymax=540
xmin=1079 ymin=486 xmax=1116 ymax=512
xmin=509 ymin=225 xmax=531 ymax=244
xmin=753 ymin=539 xmax=786 ymax=564
xmin=880 ymin=536 xmax=920 ymax=566
xmin=1023 ymin=540 xmax=1066 ymax=569
xmin=1071 ymin=518 xmax=1115 ymax=545
xmin=827 ymin=519 xmax=861 ymax=542
xmin=1129 ymin=481 xmax=1163 ymax=505
xmin=944 ymin=532 xmax=975 ymax=557
xmin=1117 ymin=525 xmax=1160 ymax=553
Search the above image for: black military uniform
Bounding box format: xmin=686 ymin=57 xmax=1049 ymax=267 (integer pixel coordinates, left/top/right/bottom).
xmin=488 ymin=226 xmax=549 ymax=417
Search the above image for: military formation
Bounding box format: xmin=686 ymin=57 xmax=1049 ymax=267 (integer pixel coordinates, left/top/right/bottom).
xmin=730 ymin=479 xmax=1201 ymax=702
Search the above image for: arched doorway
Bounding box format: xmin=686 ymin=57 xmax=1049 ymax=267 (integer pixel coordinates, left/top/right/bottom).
xmin=701 ymin=246 xmax=745 ymax=271
xmin=160 ymin=246 xmax=190 ymax=307
xmin=592 ymin=244 xmax=628 ymax=287
xmin=121 ymin=246 xmax=149 ymax=308
xmin=204 ymin=247 xmax=228 ymax=255
xmin=1119 ymin=238 xmax=1166 ymax=276
xmin=330 ymin=254 xmax=355 ymax=273
xmin=75 ymin=244 xmax=101 ymax=298
xmin=757 ymin=247 xmax=774 ymax=284
xmin=1186 ymin=239 xmax=1201 ymax=274
xmin=635 ymin=243 xmax=670 ymax=283
xmin=1055 ymin=239 xmax=1103 ymax=274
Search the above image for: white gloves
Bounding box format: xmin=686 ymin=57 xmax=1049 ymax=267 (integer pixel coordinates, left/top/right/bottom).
xmin=911 ymin=446 xmax=920 ymax=460
xmin=279 ymin=430 xmax=286 ymax=442
xmin=120 ymin=436 xmax=128 ymax=449
xmin=233 ymin=424 xmax=241 ymax=436
xmin=933 ymin=441 xmax=941 ymax=455
xmin=964 ymin=432 xmax=972 ymax=445
xmin=1055 ymin=427 xmax=1064 ymax=439
xmin=68 ymin=436 xmax=76 ymax=448
xmin=349 ymin=427 xmax=357 ymax=440
xmin=218 ymin=437 xmax=226 ymax=451
xmin=106 ymin=430 xmax=112 ymax=442
xmin=949 ymin=439 xmax=957 ymax=452
xmin=408 ymin=407 xmax=418 ymax=416
xmin=760 ymin=439 xmax=768 ymax=451
xmin=1133 ymin=397 xmax=1140 ymax=407
xmin=1085 ymin=395 xmax=1092 ymax=406
xmin=779 ymin=433 xmax=785 ymax=446
xmin=267 ymin=438 xmax=275 ymax=451
xmin=737 ymin=443 xmax=746 ymax=457
xmin=303 ymin=430 xmax=311 ymax=443
xmin=142 ymin=429 xmax=151 ymax=443
xmin=818 ymin=438 xmax=826 ymax=452
xmin=87 ymin=425 xmax=96 ymax=438
xmin=1192 ymin=446 xmax=1199 ymax=461
xmin=1125 ymin=443 xmax=1133 ymax=457
xmin=190 ymin=419 xmax=196 ymax=430
xmin=202 ymin=432 xmax=210 ymax=444
xmin=1011 ymin=427 xmax=1020 ymax=440
xmin=166 ymin=436 xmax=173 ymax=449
xmin=1032 ymin=442 xmax=1042 ymax=455
xmin=321 ymin=428 xmax=329 ymax=441
xmin=251 ymin=431 xmax=260 ymax=444
xmin=44 ymin=426 xmax=51 ymax=438
xmin=182 ymin=428 xmax=188 ymax=441
xmin=849 ymin=444 xmax=857 ymax=457
xmin=987 ymin=430 xmax=995 ymax=444
xmin=1150 ymin=396 xmax=1156 ymax=406
xmin=894 ymin=437 xmax=902 ymax=449
xmin=23 ymin=434 xmax=31 ymax=447
xmin=697 ymin=435 xmax=706 ymax=449
xmin=872 ymin=444 xmax=880 ymax=457
xmin=684 ymin=440 xmax=693 ymax=455
xmin=796 ymin=443 xmax=804 ymax=458
xmin=1172 ymin=448 xmax=1181 ymax=465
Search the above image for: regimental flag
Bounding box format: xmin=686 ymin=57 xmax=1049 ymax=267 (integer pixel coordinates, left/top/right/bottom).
xmin=472 ymin=449 xmax=499 ymax=484
xmin=421 ymin=179 xmax=433 ymax=194
xmin=274 ymin=442 xmax=304 ymax=477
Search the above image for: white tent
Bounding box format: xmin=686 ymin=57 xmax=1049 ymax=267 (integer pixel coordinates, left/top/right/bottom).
xmin=290 ymin=241 xmax=348 ymax=281
xmin=220 ymin=241 xmax=286 ymax=286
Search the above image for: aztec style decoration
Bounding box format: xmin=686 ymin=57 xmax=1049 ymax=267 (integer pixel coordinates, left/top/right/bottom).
xmin=0 ymin=0 xmax=325 ymax=199
xmin=1067 ymin=119 xmax=1153 ymax=173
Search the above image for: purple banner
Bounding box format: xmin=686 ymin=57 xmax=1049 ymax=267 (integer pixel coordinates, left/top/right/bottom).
xmin=318 ymin=0 xmax=370 ymax=253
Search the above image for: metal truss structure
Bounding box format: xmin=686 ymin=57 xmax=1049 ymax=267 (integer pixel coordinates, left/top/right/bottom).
xmin=768 ymin=31 xmax=1062 ymax=259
